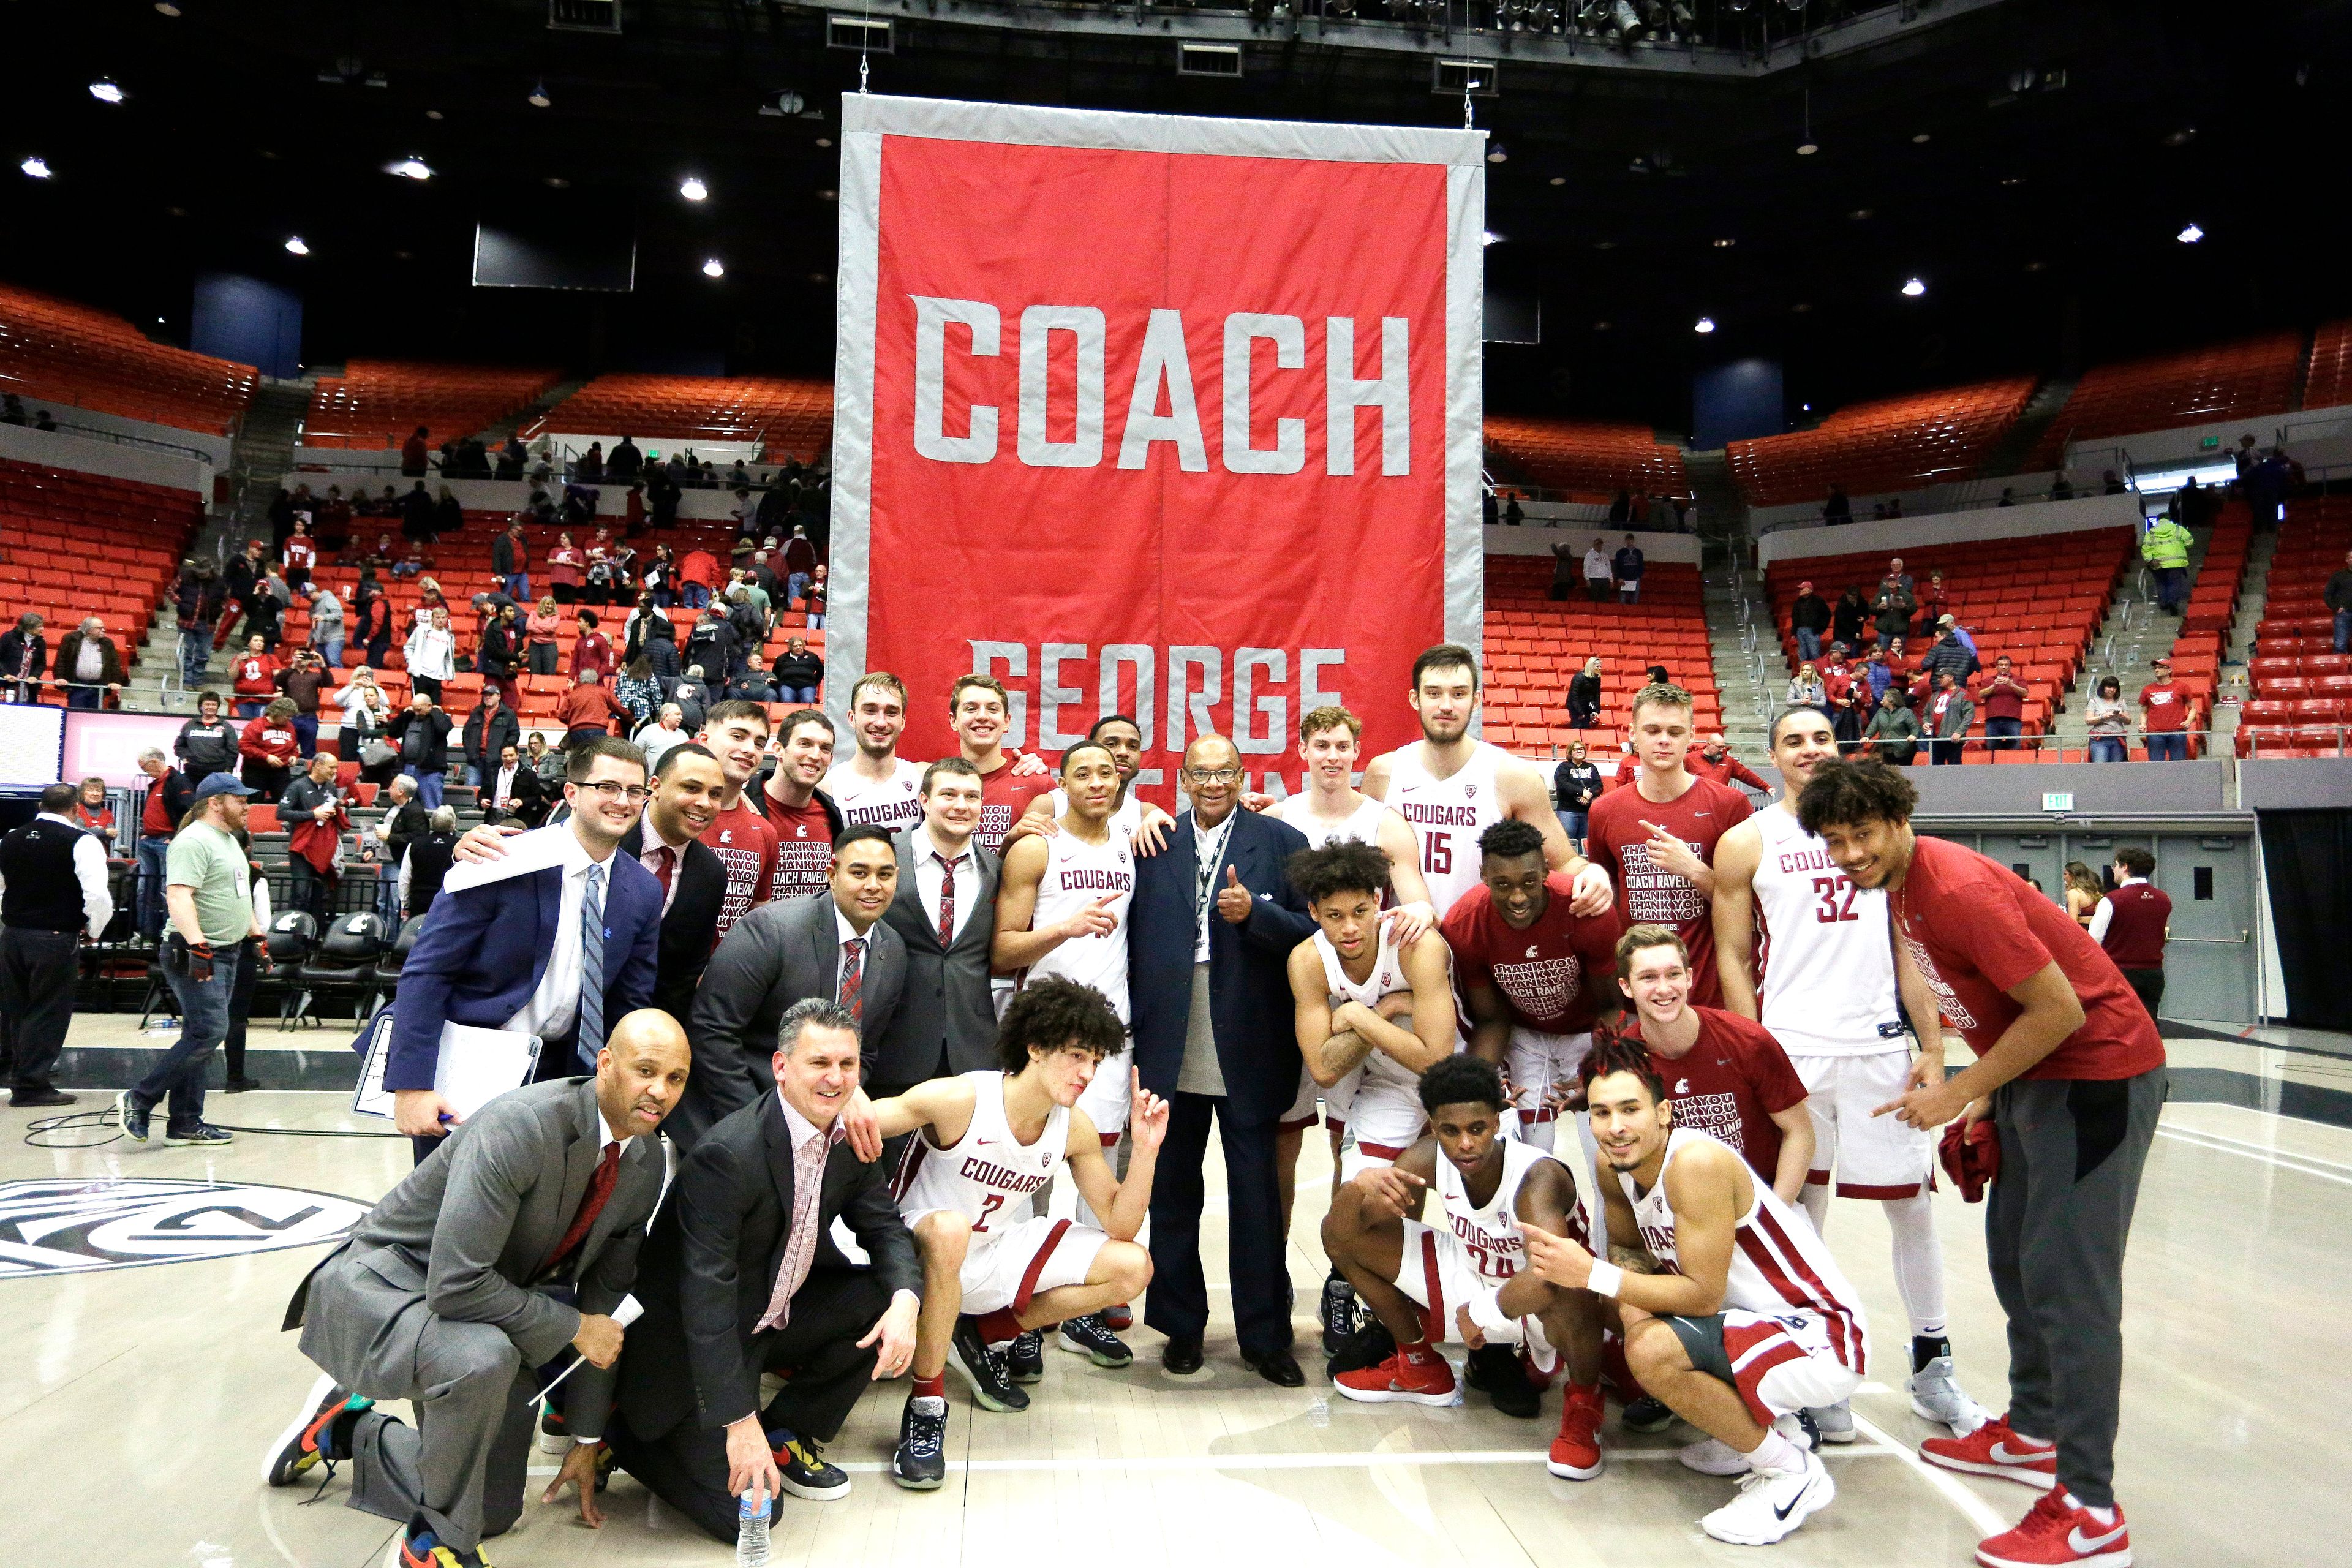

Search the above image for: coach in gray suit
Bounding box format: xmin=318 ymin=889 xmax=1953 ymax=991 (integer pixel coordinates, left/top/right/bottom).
xmin=874 ymin=759 xmax=1000 ymax=1096
xmin=267 ymin=1012 xmax=691 ymax=1564
xmin=679 ymin=823 xmax=905 ymax=1149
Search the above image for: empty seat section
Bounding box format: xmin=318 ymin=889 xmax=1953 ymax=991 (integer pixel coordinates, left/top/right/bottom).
xmin=0 ymin=284 xmax=257 ymax=435
xmin=2241 ymin=494 xmax=2352 ymax=757
xmin=1480 ymin=554 xmax=1717 ymax=757
xmin=1726 ymin=376 xmax=2036 ymax=508
xmin=2025 ymin=331 xmax=2302 ymax=470
xmin=302 ymin=361 xmax=559 ymax=449
xmin=2304 ymin=318 xmax=2352 ymax=413
xmin=0 ymin=456 xmax=205 ymax=695
xmin=1480 ymin=418 xmax=1687 ymax=500
xmin=527 ymin=375 xmax=835 ymax=465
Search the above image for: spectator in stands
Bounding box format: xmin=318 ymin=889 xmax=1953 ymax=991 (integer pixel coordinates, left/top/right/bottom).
xmin=172 ymin=561 xmax=224 ymax=689
xmin=2324 ymin=548 xmax=2352 ymax=655
xmin=2141 ymin=508 xmax=2192 ymax=613
xmin=1607 ymin=489 xmax=1631 ymax=524
xmin=1872 ymin=585 xmax=1912 ymax=649
xmin=72 ymin=777 xmax=113 ymax=839
xmin=400 ymin=425 xmax=429 ymax=477
xmin=584 ymin=525 xmax=622 ymax=605
xmin=481 ymin=743 xmax=548 ymax=829
xmin=1689 ymin=736 xmax=1768 ymax=791
xmin=1553 ymin=741 xmax=1601 ymax=848
xmin=571 ymin=609 xmax=615 ymax=683
xmin=399 ymin=480 xmax=434 ymax=543
xmin=282 ymin=521 xmax=317 ymax=597
xmin=616 ymin=656 xmax=663 ymax=729
xmin=402 ymin=605 xmax=454 ymax=703
xmin=0 ymin=393 xmax=22 ymax=425
xmin=1544 ymin=537 xmax=1575 ymax=602
xmin=774 ymin=635 xmax=823 ymax=705
xmin=1823 ymin=484 xmax=1852 ymax=524
xmin=2051 ymin=473 xmax=2075 ymax=502
xmin=1613 ymin=535 xmax=1645 ymax=604
xmin=1789 ymin=580 xmax=1829 ymax=663
xmin=725 ymin=652 xmax=776 ymax=704
xmin=1863 ymin=688 xmax=1921 ymax=765
xmin=636 ymin=703 xmax=692 ymax=771
xmin=1821 ymin=647 xmax=1865 ymax=751
xmin=578 ymin=441 xmax=605 ymax=483
xmin=134 ymin=749 xmax=194 ymax=941
xmin=543 ymin=529 xmax=580 ymax=605
xmin=1831 ymin=586 xmax=1866 ymax=649
xmin=0 ymin=611 xmax=43 ymax=704
xmin=429 ymin=485 xmax=462 ymax=541
xmin=389 ymin=692 xmax=453 ymax=809
xmin=647 ymin=464 xmax=681 ymax=530
xmin=492 ymin=519 xmax=527 ymax=601
xmin=805 ymin=564 xmax=827 ymax=630
xmin=1785 ymin=662 xmax=1825 ymax=707
xmin=524 ymin=729 xmax=566 ymax=791
xmin=556 ymin=668 xmax=633 ymax=749
xmin=2063 ymin=862 xmax=2105 ymax=928
xmin=277 ymin=648 xmax=333 ymax=759
xmin=2103 ymin=470 xmax=2127 ymax=495
xmin=723 ymin=587 xmax=763 ymax=676
xmin=610 ymin=434 xmax=643 ymax=481
xmin=175 ymin=691 xmax=238 ymax=780
xmin=2089 ymin=846 xmax=2170 ymax=1017
xmin=1977 ymin=656 xmax=2030 ymax=752
xmin=524 ymin=595 xmax=563 ymax=676
xmin=238 ymin=697 xmax=301 ymax=802
xmin=1578 ymin=537 xmax=1613 ymax=602
xmin=1918 ymin=624 xmax=1978 ymax=689
xmin=2138 ymin=656 xmax=2191 ymax=762
xmin=2084 ymin=674 xmax=2131 ymax=763
xmin=1915 ymin=569 xmax=1949 ymax=638
xmin=473 ymin=600 xmax=519 ymax=710
xmin=1924 ymin=670 xmax=1972 ymax=765
xmin=730 ymin=486 xmax=760 ymax=539
xmin=368 ymin=775 xmax=428 ymax=924
xmin=279 ymin=753 xmax=344 ymax=919
xmin=1860 ymin=641 xmax=1896 ymax=710
xmin=268 ymin=489 xmax=297 ymax=557
xmin=679 ymin=543 xmax=719 ymax=609
xmin=669 ymin=669 xmax=715 ymax=734
xmin=56 ymin=616 xmax=123 ymax=712
xmin=495 ymin=435 xmax=526 ymax=481
xmin=341 ymin=668 xmax=399 ymax=786
xmin=302 ymin=579 xmax=342 ymax=671
xmin=684 ymin=607 xmax=736 ymax=686
xmin=459 ymin=686 xmax=520 ymax=792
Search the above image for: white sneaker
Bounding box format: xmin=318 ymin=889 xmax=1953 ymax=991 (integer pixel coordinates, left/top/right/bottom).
xmin=1907 ymin=1355 xmax=1990 ymax=1434
xmin=1809 ymin=1400 xmax=1856 ymax=1443
xmin=1681 ymin=1414 xmax=1814 ymax=1477
xmin=1700 ymin=1450 xmax=1836 ymax=1546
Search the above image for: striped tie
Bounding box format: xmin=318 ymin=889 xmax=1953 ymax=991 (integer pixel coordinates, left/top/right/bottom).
xmin=576 ymin=863 xmax=608 ymax=1071
xmin=839 ymin=936 xmax=865 ymax=1022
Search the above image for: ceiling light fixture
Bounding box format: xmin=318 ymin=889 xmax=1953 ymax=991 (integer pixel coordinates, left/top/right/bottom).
xmin=426 ymin=109 xmax=444 ymax=121
xmin=284 ymin=236 xmax=309 ymax=255
xmin=1713 ymin=237 xmax=1735 ymax=248
xmin=1694 ymin=315 xmax=1716 ymax=334
xmin=1796 ymin=86 xmax=1817 ymax=156
xmin=2164 ymin=127 xmax=2196 ymax=146
xmin=2024 ymin=260 xmax=2048 ymax=273
xmin=818 ymin=189 xmax=837 ymax=202
xmin=543 ymin=176 xmax=570 ymax=189
xmin=89 ymin=80 xmax=127 ymax=104
xmin=1548 ymin=175 xmax=1566 ymax=187
xmin=816 ymin=137 xmax=833 ymax=148
xmin=1487 ymin=141 xmax=1508 ymax=164
xmin=1901 ymin=276 xmax=1926 ymax=296
xmin=1849 ymin=208 xmax=1872 ymax=221
xmin=1910 ymin=132 xmax=1931 ymax=144
xmin=1593 ymin=320 xmax=1613 ymax=331
xmin=1482 ymin=230 xmax=1502 ymax=247
xmin=679 ymin=176 xmax=709 ymax=202
xmin=386 ymin=157 xmax=434 ymax=181
xmin=154 ymin=1 xmax=180 ymax=13
xmin=702 ymin=258 xmax=726 ymax=278
xmin=20 ymin=156 xmax=53 ymax=180
xmin=527 ymin=81 xmax=552 ymax=108
xmin=2177 ymin=222 xmax=2203 ymax=243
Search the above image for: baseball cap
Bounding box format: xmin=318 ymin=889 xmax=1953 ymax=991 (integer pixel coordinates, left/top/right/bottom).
xmin=1798 ymin=579 xmax=1813 ymax=590
xmin=192 ymin=772 xmax=257 ymax=803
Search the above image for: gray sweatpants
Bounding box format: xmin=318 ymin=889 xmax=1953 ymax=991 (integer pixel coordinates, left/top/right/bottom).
xmin=1985 ymin=1066 xmax=2165 ymax=1509
xmin=344 ymin=1317 xmax=540 ymax=1553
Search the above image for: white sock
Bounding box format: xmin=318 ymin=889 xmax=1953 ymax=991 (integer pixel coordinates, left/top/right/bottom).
xmin=1797 ymin=1176 xmax=1831 ymax=1235
xmin=2064 ymin=1494 xmax=2116 ymax=1524
xmin=1746 ymin=1429 xmax=1804 ymax=1475
xmin=1884 ymin=1192 xmax=1948 ymax=1340
xmin=1520 ymin=1114 xmax=1556 ymax=1153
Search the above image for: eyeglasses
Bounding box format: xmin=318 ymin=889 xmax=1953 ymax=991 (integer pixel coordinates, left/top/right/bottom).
xmin=575 ymin=780 xmax=651 ymax=804
xmin=1185 ymin=767 xmax=1243 ymax=785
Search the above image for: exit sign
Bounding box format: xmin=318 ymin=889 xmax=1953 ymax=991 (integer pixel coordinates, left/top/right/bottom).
xmin=2043 ymin=791 xmax=2075 ymax=812
xmin=2201 ymin=435 xmax=2220 ymax=448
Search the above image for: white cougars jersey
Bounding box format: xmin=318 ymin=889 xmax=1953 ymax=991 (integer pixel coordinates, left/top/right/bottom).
xmin=1313 ymin=919 xmax=1419 ymax=1095
xmin=1024 ymin=824 xmax=1137 ymax=1024
xmin=1376 ymin=739 xmax=1507 ymax=916
xmin=1618 ymin=1128 xmax=1869 ymax=1375
xmin=1276 ymin=794 xmax=1387 ymax=851
xmin=1435 ymin=1136 xmax=1589 ymax=1277
xmin=823 ymin=756 xmax=927 ymax=834
xmin=1050 ymin=785 xmax=1144 ymax=840
xmin=895 ymin=1069 xmax=1068 ymax=1228
xmin=1751 ymin=807 xmax=1903 ymax=1056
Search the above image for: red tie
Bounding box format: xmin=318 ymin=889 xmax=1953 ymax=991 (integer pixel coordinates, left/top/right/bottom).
xmin=652 ymin=844 xmax=676 ymax=900
xmin=540 ymin=1142 xmax=622 ymax=1281
xmin=937 ymin=855 xmax=959 ymax=949
xmin=839 ymin=937 xmax=865 ymax=1020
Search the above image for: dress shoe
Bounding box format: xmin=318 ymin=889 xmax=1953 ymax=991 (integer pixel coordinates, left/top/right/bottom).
xmin=1242 ymin=1348 xmax=1305 ymax=1387
xmin=9 ymin=1088 xmax=76 ymax=1108
xmin=1161 ymin=1337 xmax=1205 ymax=1375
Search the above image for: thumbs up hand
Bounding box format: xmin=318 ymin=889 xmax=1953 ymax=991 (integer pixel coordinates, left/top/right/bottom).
xmin=1216 ymin=864 xmax=1254 ymax=925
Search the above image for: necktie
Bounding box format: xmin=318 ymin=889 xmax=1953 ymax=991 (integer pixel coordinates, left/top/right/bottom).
xmin=540 ymin=1140 xmax=622 ymax=1281
xmin=652 ymin=845 xmax=676 ymax=900
xmin=936 ymin=854 xmax=958 ymax=948
xmin=576 ymin=863 xmax=608 ymax=1071
xmin=839 ymin=936 xmax=865 ymax=1020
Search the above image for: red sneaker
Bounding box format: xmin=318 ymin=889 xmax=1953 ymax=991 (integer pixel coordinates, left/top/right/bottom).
xmin=1921 ymin=1414 xmax=2057 ymax=1487
xmin=1975 ymin=1485 xmax=2130 ymax=1568
xmin=1546 ymin=1381 xmax=1604 ymax=1480
xmin=1333 ymin=1344 xmax=1458 ymax=1406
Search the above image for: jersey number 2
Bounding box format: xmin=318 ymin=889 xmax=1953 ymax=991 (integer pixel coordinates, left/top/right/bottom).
xmin=1811 ymin=875 xmax=1860 ymax=924
xmin=974 ymin=1194 xmax=1005 ymax=1233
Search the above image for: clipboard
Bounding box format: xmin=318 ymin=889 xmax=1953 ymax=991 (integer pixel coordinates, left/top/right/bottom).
xmin=353 ymin=1012 xmax=544 ymax=1123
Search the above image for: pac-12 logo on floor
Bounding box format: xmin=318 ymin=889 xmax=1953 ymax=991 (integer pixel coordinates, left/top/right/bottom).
xmin=0 ymin=1178 xmax=368 ymax=1277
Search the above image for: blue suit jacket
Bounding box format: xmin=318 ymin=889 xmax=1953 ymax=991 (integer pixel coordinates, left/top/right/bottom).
xmin=1126 ymin=807 xmax=1316 ymax=1126
xmin=361 ymin=852 xmax=663 ymax=1091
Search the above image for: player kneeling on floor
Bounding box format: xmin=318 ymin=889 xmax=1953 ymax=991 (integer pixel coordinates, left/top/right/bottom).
xmin=1320 ymin=1055 xmax=1611 ymax=1479
xmin=1521 ymin=1038 xmax=1868 ymax=1547
xmin=870 ymin=977 xmax=1164 ymax=1489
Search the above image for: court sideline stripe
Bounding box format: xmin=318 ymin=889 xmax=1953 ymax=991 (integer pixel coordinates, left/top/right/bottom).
xmin=1848 ymin=1410 xmax=2011 ymax=1537
xmin=526 ymin=1445 xmax=1910 ymax=1478
xmin=2155 ymin=1125 xmax=2352 ymax=1186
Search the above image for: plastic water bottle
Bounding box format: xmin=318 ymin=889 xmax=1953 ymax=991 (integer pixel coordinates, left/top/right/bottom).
xmin=735 ymin=1488 xmax=770 ymax=1567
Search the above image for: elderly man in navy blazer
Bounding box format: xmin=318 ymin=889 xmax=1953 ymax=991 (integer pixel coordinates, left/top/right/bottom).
xmin=362 ymin=736 xmax=665 ymax=1161
xmin=1127 ymin=734 xmax=1316 ymax=1385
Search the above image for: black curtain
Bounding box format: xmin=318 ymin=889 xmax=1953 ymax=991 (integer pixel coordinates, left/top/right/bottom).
xmin=2258 ymin=809 xmax=2352 ymax=1031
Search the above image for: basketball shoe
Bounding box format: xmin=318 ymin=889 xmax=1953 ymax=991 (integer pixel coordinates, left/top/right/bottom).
xmin=1921 ymin=1415 xmax=2058 ymax=1487
xmin=1333 ymin=1343 xmax=1458 ymax=1406
xmin=1973 ymin=1485 xmax=2131 ymax=1568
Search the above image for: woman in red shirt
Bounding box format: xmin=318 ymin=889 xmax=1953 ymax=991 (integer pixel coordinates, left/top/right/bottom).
xmin=238 ymin=697 xmax=303 ymax=802
xmin=74 ymin=776 xmax=115 ymax=837
xmin=526 ymin=594 xmax=564 ymax=675
xmin=547 ymin=531 xmax=582 ymax=605
xmin=230 ymin=634 xmax=283 ymax=718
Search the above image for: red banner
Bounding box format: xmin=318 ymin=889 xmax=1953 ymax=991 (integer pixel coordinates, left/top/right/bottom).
xmin=831 ymin=98 xmax=1485 ymax=803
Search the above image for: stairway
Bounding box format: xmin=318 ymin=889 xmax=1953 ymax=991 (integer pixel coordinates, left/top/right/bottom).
xmin=2046 ymin=524 xmax=2215 ymax=749
xmin=1702 ymin=558 xmax=1777 ymax=748
xmin=218 ymin=377 xmax=312 ymax=553
xmin=2209 ymin=524 xmax=2280 ymax=747
xmin=1975 ymin=374 xmax=2076 ymax=480
xmin=1681 ymin=448 xmax=1747 ymax=545
xmin=483 ymin=376 xmax=591 ymax=444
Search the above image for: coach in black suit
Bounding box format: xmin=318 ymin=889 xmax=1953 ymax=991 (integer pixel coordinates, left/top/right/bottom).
xmin=678 ymin=824 xmax=906 ymax=1150
xmin=1128 ymin=735 xmax=1315 ymax=1385
xmin=609 ymin=1000 xmax=921 ymax=1542
xmin=618 ymin=743 xmax=728 ymax=1025
xmin=873 ymin=760 xmax=1000 ymax=1096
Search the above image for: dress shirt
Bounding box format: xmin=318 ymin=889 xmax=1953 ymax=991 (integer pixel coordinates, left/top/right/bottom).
xmin=637 ymin=816 xmax=693 ymax=916
xmin=2085 ymin=876 xmax=2144 ymax=946
xmin=913 ymin=826 xmax=978 ymax=945
xmin=1191 ymin=809 xmax=1238 ymax=963
xmin=0 ymin=813 xmax=116 ymax=934
xmin=505 ymin=824 xmax=613 ymax=1042
xmin=754 ymin=1091 xmax=842 ymax=1335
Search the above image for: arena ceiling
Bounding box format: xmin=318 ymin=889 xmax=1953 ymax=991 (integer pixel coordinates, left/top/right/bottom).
xmin=6 ymin=0 xmax=2348 ymax=431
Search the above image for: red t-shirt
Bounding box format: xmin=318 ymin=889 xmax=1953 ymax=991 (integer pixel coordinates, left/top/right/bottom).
xmin=284 ymin=538 xmax=316 ymax=570
xmin=1583 ymin=774 xmax=1753 ymax=1008
xmin=1977 ymin=674 xmax=2028 ymax=722
xmin=702 ymin=799 xmax=779 ymax=940
xmin=1894 ymin=835 xmax=2166 ymax=1080
xmin=975 ymin=753 xmax=1055 ymax=862
xmin=1442 ymin=875 xmax=1624 ymax=1034
xmin=1621 ymin=1006 xmax=1807 ymax=1183
xmin=761 ymin=789 xmax=836 ymax=901
xmin=232 ymin=654 xmax=281 ymax=696
xmin=2138 ymin=681 xmax=2188 ymax=734
xmin=239 ymin=722 xmax=300 ymax=765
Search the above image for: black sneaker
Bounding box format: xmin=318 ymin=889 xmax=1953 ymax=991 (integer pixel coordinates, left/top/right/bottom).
xmin=892 ymin=1395 xmax=949 ymax=1490
xmin=1319 ymin=1271 xmax=1359 ymax=1354
xmin=1005 ymin=1328 xmax=1046 ymax=1384
xmin=222 ymin=1076 xmax=263 ymax=1094
xmin=766 ymin=1428 xmax=850 ymax=1501
xmin=538 ymin=1401 xmax=570 ymax=1454
xmin=1621 ymin=1394 xmax=1676 ymax=1433
xmin=1324 ymin=1317 xmax=1397 ymax=1376
xmin=1057 ymin=1311 xmax=1134 ymax=1368
xmin=8 ymin=1088 xmax=75 ymax=1107
xmin=115 ymin=1088 xmax=152 ymax=1143
xmin=164 ymin=1123 xmax=235 ymax=1146
xmin=1465 ymin=1344 xmax=1542 ymax=1418
xmin=262 ymin=1372 xmax=371 ymax=1487
xmin=951 ymin=1316 xmax=1029 ymax=1412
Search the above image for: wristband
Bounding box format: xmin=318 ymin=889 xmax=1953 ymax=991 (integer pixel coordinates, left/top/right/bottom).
xmin=1466 ymin=1285 xmax=1515 ymax=1336
xmin=1585 ymin=1261 xmax=1624 ymax=1299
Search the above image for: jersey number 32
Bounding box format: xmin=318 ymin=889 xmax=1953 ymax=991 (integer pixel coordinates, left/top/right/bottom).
xmin=1811 ymin=875 xmax=1860 ymax=924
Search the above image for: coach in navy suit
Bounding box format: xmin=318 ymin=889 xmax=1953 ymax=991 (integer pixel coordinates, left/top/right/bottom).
xmin=1128 ymin=735 xmax=1315 ymax=1384
xmin=362 ymin=737 xmax=665 ymax=1159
